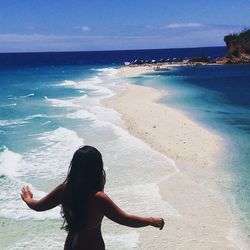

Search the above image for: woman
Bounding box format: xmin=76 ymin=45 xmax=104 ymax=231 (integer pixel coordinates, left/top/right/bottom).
xmin=21 ymin=145 xmax=165 ymax=250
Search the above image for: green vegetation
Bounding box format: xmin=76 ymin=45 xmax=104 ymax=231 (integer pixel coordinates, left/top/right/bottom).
xmin=224 ymin=29 xmax=250 ymax=57
xmin=224 ymin=29 xmax=250 ymax=44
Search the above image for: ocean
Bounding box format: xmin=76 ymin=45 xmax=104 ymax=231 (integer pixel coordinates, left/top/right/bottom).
xmin=1 ymin=47 xmax=249 ymax=249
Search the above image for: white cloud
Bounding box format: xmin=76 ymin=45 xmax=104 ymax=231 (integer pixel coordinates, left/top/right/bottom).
xmin=81 ymin=26 xmax=91 ymax=32
xmin=164 ymin=22 xmax=203 ymax=29
xmin=0 ymin=33 xmax=103 ymax=43
xmin=0 ymin=24 xmax=244 ymax=52
xmin=0 ymin=33 xmax=108 ymax=52
xmin=0 ymin=33 xmax=60 ymax=42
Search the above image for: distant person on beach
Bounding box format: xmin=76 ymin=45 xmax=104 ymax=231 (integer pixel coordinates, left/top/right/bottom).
xmin=21 ymin=145 xmax=165 ymax=250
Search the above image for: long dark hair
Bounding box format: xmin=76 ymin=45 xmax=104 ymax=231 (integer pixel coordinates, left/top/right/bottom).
xmin=61 ymin=145 xmax=106 ymax=232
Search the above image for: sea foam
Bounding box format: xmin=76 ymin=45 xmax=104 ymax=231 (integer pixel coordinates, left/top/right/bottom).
xmin=21 ymin=127 xmax=84 ymax=180
xmin=1 ymin=103 xmax=17 ymax=107
xmin=44 ymin=96 xmax=81 ymax=108
xmin=66 ymin=109 xmax=96 ymax=120
xmin=0 ymin=147 xmax=60 ymax=220
xmin=0 ymin=119 xmax=29 ymax=127
xmin=20 ymin=93 xmax=35 ymax=98
xmin=0 ymin=146 xmax=22 ymax=178
xmin=0 ymin=126 xmax=84 ymax=219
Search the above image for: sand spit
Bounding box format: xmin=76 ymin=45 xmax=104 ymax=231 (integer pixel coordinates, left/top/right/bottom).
xmin=103 ymin=66 xmax=248 ymax=249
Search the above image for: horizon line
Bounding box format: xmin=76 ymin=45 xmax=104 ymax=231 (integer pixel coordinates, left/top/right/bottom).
xmin=0 ymin=45 xmax=226 ymax=54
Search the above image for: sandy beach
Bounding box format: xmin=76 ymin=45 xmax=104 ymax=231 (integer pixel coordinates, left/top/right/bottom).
xmin=104 ymin=66 xmax=247 ymax=249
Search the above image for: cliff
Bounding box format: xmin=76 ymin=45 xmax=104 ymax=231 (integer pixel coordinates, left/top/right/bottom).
xmin=217 ymin=29 xmax=250 ymax=64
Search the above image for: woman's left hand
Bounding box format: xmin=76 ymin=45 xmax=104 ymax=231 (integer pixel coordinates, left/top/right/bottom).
xmin=21 ymin=185 xmax=33 ymax=203
xmin=150 ymin=217 xmax=165 ymax=230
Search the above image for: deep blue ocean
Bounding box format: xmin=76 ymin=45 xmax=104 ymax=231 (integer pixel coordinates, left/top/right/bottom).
xmin=1 ymin=47 xmax=250 ymax=249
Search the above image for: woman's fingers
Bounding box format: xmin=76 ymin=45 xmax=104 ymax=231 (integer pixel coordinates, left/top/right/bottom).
xmin=21 ymin=186 xmax=27 ymax=194
xmin=159 ymin=218 xmax=165 ymax=230
xmin=152 ymin=217 xmax=165 ymax=230
xmin=20 ymin=185 xmax=33 ymax=200
xmin=21 ymin=186 xmax=28 ymax=193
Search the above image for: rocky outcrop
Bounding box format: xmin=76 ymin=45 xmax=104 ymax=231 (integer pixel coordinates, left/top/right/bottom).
xmin=217 ymin=29 xmax=250 ymax=64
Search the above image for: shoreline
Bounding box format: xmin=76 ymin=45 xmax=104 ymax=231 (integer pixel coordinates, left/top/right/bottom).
xmin=103 ymin=66 xmax=248 ymax=249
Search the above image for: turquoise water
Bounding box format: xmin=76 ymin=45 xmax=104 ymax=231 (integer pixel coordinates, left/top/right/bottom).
xmin=0 ymin=64 xmax=177 ymax=249
xmin=1 ymin=48 xmax=249 ymax=248
xmin=131 ymin=65 xmax=250 ymax=236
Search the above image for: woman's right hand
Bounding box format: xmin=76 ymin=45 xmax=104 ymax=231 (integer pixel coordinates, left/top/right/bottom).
xmin=150 ymin=217 xmax=165 ymax=230
xmin=21 ymin=185 xmax=33 ymax=203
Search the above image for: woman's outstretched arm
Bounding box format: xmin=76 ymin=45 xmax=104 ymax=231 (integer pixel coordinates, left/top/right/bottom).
xmin=95 ymin=191 xmax=164 ymax=230
xmin=21 ymin=184 xmax=64 ymax=211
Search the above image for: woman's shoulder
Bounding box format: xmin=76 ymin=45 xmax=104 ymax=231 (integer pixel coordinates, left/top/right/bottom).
xmin=92 ymin=191 xmax=111 ymax=205
xmin=93 ymin=191 xmax=107 ymax=199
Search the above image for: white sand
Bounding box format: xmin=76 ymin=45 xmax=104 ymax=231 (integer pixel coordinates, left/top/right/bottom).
xmin=103 ymin=66 xmax=248 ymax=249
xmin=117 ymin=64 xmax=176 ymax=78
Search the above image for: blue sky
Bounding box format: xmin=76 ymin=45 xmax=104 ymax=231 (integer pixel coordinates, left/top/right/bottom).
xmin=0 ymin=0 xmax=249 ymax=52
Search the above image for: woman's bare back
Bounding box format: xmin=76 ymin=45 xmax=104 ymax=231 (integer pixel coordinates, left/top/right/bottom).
xmin=64 ymin=192 xmax=105 ymax=250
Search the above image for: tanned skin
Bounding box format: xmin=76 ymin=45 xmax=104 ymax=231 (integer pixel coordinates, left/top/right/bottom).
xmin=21 ymin=185 xmax=165 ymax=250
